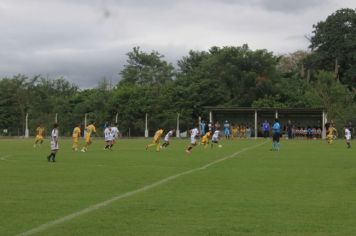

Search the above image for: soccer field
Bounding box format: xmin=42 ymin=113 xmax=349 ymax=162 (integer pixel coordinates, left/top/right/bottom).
xmin=1 ymin=138 xmax=356 ymax=235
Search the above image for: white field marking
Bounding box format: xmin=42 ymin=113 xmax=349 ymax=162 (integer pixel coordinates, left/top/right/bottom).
xmin=18 ymin=141 xmax=268 ymax=236
xmin=0 ymin=155 xmax=11 ymax=161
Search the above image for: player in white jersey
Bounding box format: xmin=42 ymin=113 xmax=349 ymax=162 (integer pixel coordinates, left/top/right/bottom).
xmin=111 ymin=124 xmax=119 ymax=141
xmin=162 ymin=129 xmax=175 ymax=148
xmin=110 ymin=123 xmax=120 ymax=149
xmin=185 ymin=127 xmax=199 ymax=154
xmin=345 ymin=126 xmax=351 ymax=148
xmin=47 ymin=123 xmax=59 ymax=162
xmin=104 ymin=125 xmax=114 ymax=150
xmin=211 ymin=130 xmax=222 ymax=148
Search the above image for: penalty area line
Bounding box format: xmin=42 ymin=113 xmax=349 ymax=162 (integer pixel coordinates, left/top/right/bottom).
xmin=18 ymin=140 xmax=268 ymax=236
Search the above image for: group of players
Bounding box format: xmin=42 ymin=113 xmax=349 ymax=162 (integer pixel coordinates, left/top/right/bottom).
xmin=33 ymin=118 xmax=351 ymax=162
xmin=33 ymin=122 xmax=120 ymax=162
xmin=325 ymin=122 xmax=352 ymax=148
xmin=145 ymin=125 xmax=222 ymax=154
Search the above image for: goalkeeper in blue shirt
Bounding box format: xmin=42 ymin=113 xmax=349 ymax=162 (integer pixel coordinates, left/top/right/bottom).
xmin=272 ymin=118 xmax=281 ymax=151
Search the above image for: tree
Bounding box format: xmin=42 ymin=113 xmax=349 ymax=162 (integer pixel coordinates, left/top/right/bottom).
xmin=276 ymin=51 xmax=309 ymax=79
xmin=309 ymin=8 xmax=356 ymax=87
xmin=120 ymin=47 xmax=175 ymax=86
xmin=305 ymin=71 xmax=356 ymax=127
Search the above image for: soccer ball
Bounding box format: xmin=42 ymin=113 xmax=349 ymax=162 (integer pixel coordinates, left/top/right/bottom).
xmin=218 ymin=144 xmax=222 ymax=148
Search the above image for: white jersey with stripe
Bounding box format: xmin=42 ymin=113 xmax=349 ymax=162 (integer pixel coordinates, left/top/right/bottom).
xmin=51 ymin=128 xmax=59 ymax=150
xmin=104 ymin=128 xmax=113 ymax=141
xmin=164 ymin=130 xmax=173 ymax=142
xmin=212 ymin=130 xmax=220 ymax=141
xmin=345 ymin=128 xmax=351 ymax=140
xmin=111 ymin=127 xmax=119 ymax=138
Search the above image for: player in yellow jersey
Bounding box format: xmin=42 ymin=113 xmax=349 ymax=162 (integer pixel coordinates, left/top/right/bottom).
xmin=72 ymin=123 xmax=81 ymax=151
xmin=34 ymin=123 xmax=45 ymax=148
xmin=81 ymin=122 xmax=96 ymax=152
xmin=326 ymin=122 xmax=338 ymax=144
xmin=145 ymin=128 xmax=164 ymax=152
xmin=200 ymin=131 xmax=211 ymax=148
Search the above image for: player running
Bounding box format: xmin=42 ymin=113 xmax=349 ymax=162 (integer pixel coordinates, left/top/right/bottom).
xmin=34 ymin=123 xmax=45 ymax=148
xmin=185 ymin=126 xmax=199 ymax=154
xmin=146 ymin=128 xmax=164 ymax=152
xmin=200 ymin=131 xmax=211 ymax=148
xmin=110 ymin=123 xmax=120 ymax=148
xmin=47 ymin=123 xmax=59 ymax=162
xmin=81 ymin=122 xmax=96 ymax=152
xmin=345 ymin=125 xmax=351 ymax=148
xmin=162 ymin=129 xmax=175 ymax=148
xmin=211 ymin=129 xmax=222 ymax=148
xmin=72 ymin=123 xmax=81 ymax=151
xmin=104 ymin=125 xmax=114 ymax=150
xmin=326 ymin=123 xmax=337 ymax=145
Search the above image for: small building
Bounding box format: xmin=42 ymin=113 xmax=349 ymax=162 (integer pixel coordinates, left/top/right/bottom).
xmin=204 ymin=107 xmax=327 ymax=139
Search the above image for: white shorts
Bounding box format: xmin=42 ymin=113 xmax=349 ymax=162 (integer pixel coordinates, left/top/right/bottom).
xmin=346 ymin=135 xmax=351 ymax=141
xmin=190 ymin=137 xmax=197 ymax=145
xmin=51 ymin=141 xmax=59 ymax=150
xmin=212 ymin=136 xmax=219 ymax=142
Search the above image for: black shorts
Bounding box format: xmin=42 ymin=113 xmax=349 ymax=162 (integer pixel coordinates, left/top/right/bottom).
xmin=273 ymin=133 xmax=280 ymax=142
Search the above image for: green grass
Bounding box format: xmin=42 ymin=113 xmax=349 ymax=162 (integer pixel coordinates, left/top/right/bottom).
xmin=1 ymin=137 xmax=356 ymax=235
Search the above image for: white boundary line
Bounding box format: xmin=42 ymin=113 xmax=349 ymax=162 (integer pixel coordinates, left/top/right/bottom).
xmin=18 ymin=141 xmax=268 ymax=236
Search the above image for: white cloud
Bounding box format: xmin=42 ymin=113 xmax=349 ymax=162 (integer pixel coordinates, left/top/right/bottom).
xmin=0 ymin=0 xmax=355 ymax=87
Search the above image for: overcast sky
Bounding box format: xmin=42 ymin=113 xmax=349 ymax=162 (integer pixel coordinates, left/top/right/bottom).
xmin=0 ymin=0 xmax=355 ymax=88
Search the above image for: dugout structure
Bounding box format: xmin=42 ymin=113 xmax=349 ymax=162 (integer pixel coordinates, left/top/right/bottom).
xmin=205 ymin=107 xmax=327 ymax=139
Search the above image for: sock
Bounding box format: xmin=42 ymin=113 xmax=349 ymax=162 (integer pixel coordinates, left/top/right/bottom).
xmin=51 ymin=153 xmax=56 ymax=162
xmin=47 ymin=153 xmax=54 ymax=161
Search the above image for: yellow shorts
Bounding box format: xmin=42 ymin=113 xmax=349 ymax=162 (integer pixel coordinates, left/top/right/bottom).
xmin=85 ymin=136 xmax=91 ymax=144
xmin=35 ymin=135 xmax=44 ymax=142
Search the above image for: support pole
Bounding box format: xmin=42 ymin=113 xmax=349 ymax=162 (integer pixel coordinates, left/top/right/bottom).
xmin=145 ymin=113 xmax=148 ymax=138
xmin=25 ymin=113 xmax=29 ymax=138
xmin=176 ymin=113 xmax=180 ymax=138
xmin=275 ymin=110 xmax=278 ymax=119
xmin=198 ymin=116 xmax=201 ymax=133
xmin=84 ymin=113 xmax=88 ymax=137
xmin=209 ymin=111 xmax=213 ymax=123
xmin=55 ymin=113 xmax=58 ymax=123
xmin=115 ymin=112 xmax=118 ymax=124
xmin=322 ymin=111 xmax=327 ymax=139
xmin=84 ymin=113 xmax=88 ymax=127
xmin=254 ymin=110 xmax=258 ymax=139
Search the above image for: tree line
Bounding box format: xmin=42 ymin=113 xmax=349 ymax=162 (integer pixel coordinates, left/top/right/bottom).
xmin=0 ymin=8 xmax=355 ymax=136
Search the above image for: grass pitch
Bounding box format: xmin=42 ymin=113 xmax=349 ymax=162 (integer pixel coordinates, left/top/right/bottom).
xmin=1 ymin=137 xmax=356 ymax=235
